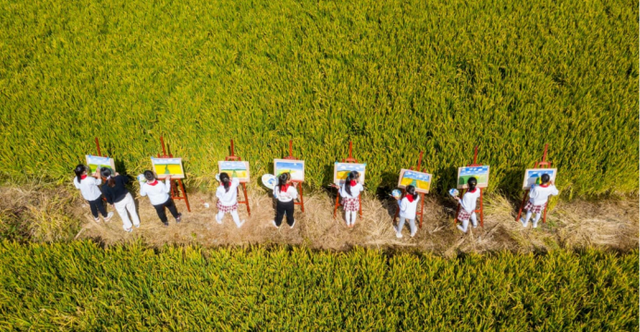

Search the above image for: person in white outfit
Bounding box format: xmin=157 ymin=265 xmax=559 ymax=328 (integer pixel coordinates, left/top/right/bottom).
xmin=140 ymin=170 xmax=182 ymax=227
xmin=272 ymin=172 xmax=298 ymax=228
xmin=521 ymin=173 xmax=558 ymax=228
xmin=100 ymin=168 xmax=140 ymax=232
xmin=456 ymin=177 xmax=480 ymax=233
xmin=215 ymin=172 xmax=245 ymax=228
xmin=339 ymin=171 xmax=363 ymax=227
xmin=73 ymin=164 xmax=113 ymax=223
xmin=394 ymin=185 xmax=420 ymax=238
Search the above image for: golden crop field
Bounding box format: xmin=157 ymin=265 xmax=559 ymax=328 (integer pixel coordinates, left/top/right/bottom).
xmin=0 ymin=0 xmax=637 ymax=198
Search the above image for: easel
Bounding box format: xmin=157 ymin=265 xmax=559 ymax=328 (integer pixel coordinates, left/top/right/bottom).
xmin=333 ymin=141 xmax=363 ymax=218
xmin=157 ymin=136 xmax=191 ymax=212
xmin=394 ymin=151 xmax=427 ymax=228
xmin=282 ymin=140 xmax=305 ymax=212
xmin=516 ymin=144 xmax=552 ymax=224
xmin=224 ymin=140 xmax=251 ymax=216
xmin=454 ymin=146 xmax=485 ymax=227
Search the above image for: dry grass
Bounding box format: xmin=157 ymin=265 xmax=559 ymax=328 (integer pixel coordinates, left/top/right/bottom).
xmin=0 ymin=184 xmax=637 ymax=254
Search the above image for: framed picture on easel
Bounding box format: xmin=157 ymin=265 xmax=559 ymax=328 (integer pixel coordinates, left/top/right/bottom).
xmin=218 ymin=160 xmax=250 ymax=183
xmin=151 ymin=157 xmax=185 ymax=179
xmin=86 ymin=155 xmax=115 ymax=174
xmin=333 ymin=162 xmax=366 ymax=186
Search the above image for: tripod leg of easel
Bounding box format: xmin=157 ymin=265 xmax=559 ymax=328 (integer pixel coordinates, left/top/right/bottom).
xmin=358 ymin=195 xmax=362 ymax=217
xmin=543 ymin=204 xmax=548 ymax=223
xmin=516 ymin=190 xmax=529 ymax=222
xmin=333 ymin=195 xmax=340 ymax=218
xmin=178 ymin=179 xmax=191 ymax=212
xmin=419 ymin=193 xmax=425 ymax=228
xmin=242 ymin=183 xmax=250 ymax=216
xmin=298 ymin=183 xmax=304 ymax=212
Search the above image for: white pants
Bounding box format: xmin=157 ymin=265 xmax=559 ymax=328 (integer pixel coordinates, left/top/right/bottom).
xmin=216 ymin=210 xmax=242 ymax=227
xmin=345 ymin=211 xmax=357 ymax=225
xmin=397 ymin=217 xmax=417 ymax=235
xmin=458 ymin=212 xmax=477 ymax=233
xmin=114 ymin=193 xmax=140 ymax=230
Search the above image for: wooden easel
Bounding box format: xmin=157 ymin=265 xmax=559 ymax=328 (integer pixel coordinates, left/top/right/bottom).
xmin=282 ymin=140 xmax=305 ymax=212
xmin=224 ymin=139 xmax=251 ymax=216
xmin=333 ymin=141 xmax=363 ymax=218
xmin=394 ymin=151 xmax=427 ymax=228
xmin=454 ymin=146 xmax=485 ymax=227
xmin=157 ymin=136 xmax=191 ymax=212
xmin=516 ymin=144 xmax=552 ymax=223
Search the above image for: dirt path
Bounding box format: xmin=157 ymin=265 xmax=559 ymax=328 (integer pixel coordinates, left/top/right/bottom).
xmin=1 ymin=185 xmax=637 ymax=255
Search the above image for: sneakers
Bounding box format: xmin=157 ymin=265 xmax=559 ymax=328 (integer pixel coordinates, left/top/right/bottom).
xmin=396 ymin=232 xmax=403 ymax=238
xmin=93 ymin=217 xmax=101 ymax=223
xmin=237 ymin=220 xmax=246 ymax=228
xmin=520 ymin=218 xmax=528 ymax=228
xmin=103 ymin=212 xmax=114 ymax=222
xmin=162 ymin=222 xmax=169 ymax=227
xmin=176 ymin=213 xmax=182 ymax=223
xmin=216 ymin=216 xmax=223 ymax=224
xmin=124 ymin=227 xmax=132 ymax=233
xmin=289 ymin=220 xmax=296 ymax=229
xmin=457 ymin=225 xmax=467 ymax=233
xmin=532 ymin=221 xmax=539 ymax=229
xmin=410 ymin=230 xmax=417 ymax=238
xmin=134 ymin=223 xmax=140 ymax=228
xmin=272 ymin=220 xmax=279 ymax=228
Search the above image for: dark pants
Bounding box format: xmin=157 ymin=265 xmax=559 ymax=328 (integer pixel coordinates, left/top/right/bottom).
xmin=153 ymin=198 xmax=179 ymax=223
xmin=275 ymin=200 xmax=295 ymax=227
xmin=88 ymin=196 xmax=108 ymax=218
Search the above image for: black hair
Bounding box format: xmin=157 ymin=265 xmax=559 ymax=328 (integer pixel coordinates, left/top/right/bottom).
xmin=541 ymin=174 xmax=550 ymax=184
xmin=278 ymin=172 xmax=290 ymax=192
xmin=406 ymin=185 xmax=418 ymax=200
xmin=220 ymin=172 xmax=231 ymax=192
xmin=467 ymin=177 xmax=477 ymax=191
xmin=344 ymin=171 xmax=359 ymax=196
xmin=101 ymin=167 xmax=116 ymax=188
xmin=74 ymin=164 xmax=87 ymax=183
xmin=144 ymin=170 xmax=155 ymax=182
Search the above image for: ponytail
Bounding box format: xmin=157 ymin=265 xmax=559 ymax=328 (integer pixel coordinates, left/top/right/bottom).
xmin=219 ymin=172 xmax=231 ymax=193
xmin=101 ymin=167 xmax=116 ymax=188
xmin=467 ymin=177 xmax=478 ymax=191
xmin=74 ymin=164 xmax=86 ymax=183
xmin=406 ymin=185 xmax=418 ymax=200
xmin=278 ymin=173 xmax=290 ymax=192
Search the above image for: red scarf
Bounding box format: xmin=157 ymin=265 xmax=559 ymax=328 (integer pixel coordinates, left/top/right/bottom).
xmin=281 ymin=184 xmax=290 ymax=192
xmin=149 ymin=180 xmax=159 ymax=186
xmin=469 ymin=188 xmax=477 ymax=193
xmin=407 ymin=195 xmax=414 ymax=203
xmin=350 ymin=180 xmax=356 ymax=186
xmin=540 ymin=183 xmax=549 ymax=188
xmin=81 ymin=175 xmax=87 ymax=180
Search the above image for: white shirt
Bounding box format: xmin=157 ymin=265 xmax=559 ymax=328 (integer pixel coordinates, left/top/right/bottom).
xmin=73 ymin=176 xmax=103 ymax=201
xmin=140 ymin=178 xmax=171 ymax=205
xmin=399 ymin=195 xmax=420 ymax=219
xmin=529 ymin=184 xmax=559 ymax=206
xmin=275 ymin=184 xmax=298 ymax=202
xmin=460 ymin=188 xmax=481 ymax=213
xmin=339 ymin=182 xmax=363 ymax=199
xmin=216 ymin=178 xmax=240 ymax=206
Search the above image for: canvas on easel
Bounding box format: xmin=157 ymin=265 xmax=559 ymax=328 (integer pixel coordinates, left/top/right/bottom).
xmin=218 ymin=161 xmax=250 ymax=183
xmin=333 ymin=162 xmax=366 ymax=186
xmin=86 ymin=155 xmax=115 ymax=174
xmin=151 ymin=157 xmax=185 ymax=179
xmin=457 ymin=165 xmax=490 ymax=189
xmin=274 ymin=159 xmax=305 ymax=182
xmin=398 ymin=169 xmax=432 ymax=194
xmin=522 ymin=168 xmax=557 ymax=189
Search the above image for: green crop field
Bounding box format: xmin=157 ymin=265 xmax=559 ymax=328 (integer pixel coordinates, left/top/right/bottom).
xmin=0 ymin=0 xmax=637 ymax=196
xmin=0 ymin=241 xmax=637 ymax=330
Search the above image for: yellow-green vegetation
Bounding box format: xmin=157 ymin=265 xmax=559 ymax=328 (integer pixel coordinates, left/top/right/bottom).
xmin=0 ymin=0 xmax=637 ymax=196
xmin=0 ymin=241 xmax=636 ymax=330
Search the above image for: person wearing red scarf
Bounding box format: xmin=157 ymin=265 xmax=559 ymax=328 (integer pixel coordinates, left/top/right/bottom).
xmin=455 ymin=177 xmax=480 ymax=233
xmin=140 ymin=170 xmax=182 ymax=227
xmin=73 ymin=164 xmax=113 ymax=223
xmin=521 ymin=173 xmax=559 ymax=228
xmin=339 ymin=171 xmax=363 ymax=227
xmin=272 ymin=172 xmax=298 ymax=228
xmin=395 ymin=185 xmax=420 ymax=238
